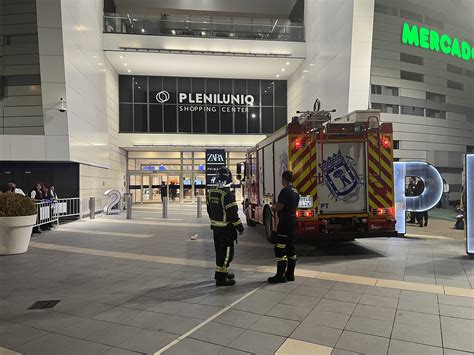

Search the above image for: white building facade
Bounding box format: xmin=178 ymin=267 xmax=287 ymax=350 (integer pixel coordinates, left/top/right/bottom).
xmin=0 ymin=0 xmax=472 ymax=203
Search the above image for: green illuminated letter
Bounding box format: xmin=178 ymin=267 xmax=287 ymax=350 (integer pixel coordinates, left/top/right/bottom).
xmin=440 ymin=34 xmax=451 ymax=54
xmin=461 ymin=41 xmax=471 ymax=61
xmin=429 ymin=30 xmax=440 ymax=51
xmin=451 ymin=38 xmax=461 ymax=58
xmin=402 ymin=22 xmax=419 ymax=47
xmin=419 ymin=27 xmax=429 ymax=49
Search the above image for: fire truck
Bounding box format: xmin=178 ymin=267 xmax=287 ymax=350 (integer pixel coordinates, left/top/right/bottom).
xmin=239 ymin=100 xmax=397 ymax=242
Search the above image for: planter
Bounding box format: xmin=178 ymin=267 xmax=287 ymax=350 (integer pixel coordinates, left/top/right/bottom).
xmin=0 ymin=214 xmax=37 ymax=255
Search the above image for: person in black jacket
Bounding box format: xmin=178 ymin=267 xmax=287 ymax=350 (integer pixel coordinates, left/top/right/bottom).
xmin=207 ymin=167 xmax=244 ymax=286
xmin=160 ymin=181 xmax=168 ymax=202
xmin=414 ymin=179 xmax=428 ymax=227
xmin=268 ymin=171 xmax=300 ymax=283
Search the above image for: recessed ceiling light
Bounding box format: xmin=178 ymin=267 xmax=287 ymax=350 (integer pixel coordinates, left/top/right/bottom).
xmin=97 ymin=62 xmax=104 ymax=66
xmin=286 ymin=61 xmax=290 ymax=65
xmin=303 ymin=70 xmax=308 ymax=73
xmin=127 ymin=69 xmax=131 ymax=73
xmin=120 ymin=55 xmax=123 ymax=59
xmin=276 ymin=74 xmax=280 ymax=78
xmin=281 ymin=68 xmax=285 ymax=72
xmin=124 ymin=63 xmax=127 ymax=66
xmin=309 ymin=63 xmax=315 ymax=66
xmin=251 ymin=113 xmax=256 ymax=118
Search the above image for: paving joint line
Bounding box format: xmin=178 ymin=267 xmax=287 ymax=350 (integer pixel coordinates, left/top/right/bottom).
xmin=153 ymin=284 xmax=264 ymax=354
xmin=28 ymin=242 xmax=474 ymax=298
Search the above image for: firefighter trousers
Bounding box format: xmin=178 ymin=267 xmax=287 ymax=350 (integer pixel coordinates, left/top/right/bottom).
xmin=213 ymin=228 xmax=235 ymax=280
xmin=274 ymin=220 xmax=297 ymax=262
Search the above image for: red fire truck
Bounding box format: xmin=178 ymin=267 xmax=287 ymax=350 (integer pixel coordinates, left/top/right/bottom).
xmin=239 ymin=102 xmax=397 ymax=242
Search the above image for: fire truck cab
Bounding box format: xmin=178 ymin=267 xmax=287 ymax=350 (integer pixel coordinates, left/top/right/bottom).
xmin=239 ymin=105 xmax=398 ymax=242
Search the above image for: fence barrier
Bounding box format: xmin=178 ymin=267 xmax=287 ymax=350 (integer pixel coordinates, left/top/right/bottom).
xmin=33 ymin=195 xmax=118 ymax=227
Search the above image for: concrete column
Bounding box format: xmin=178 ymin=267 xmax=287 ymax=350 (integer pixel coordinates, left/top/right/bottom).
xmin=191 ymin=152 xmax=195 ymax=203
xmin=179 ymin=152 xmax=184 ymax=203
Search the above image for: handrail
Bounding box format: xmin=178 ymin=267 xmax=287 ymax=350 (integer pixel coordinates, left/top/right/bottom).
xmin=103 ymin=13 xmax=305 ymax=42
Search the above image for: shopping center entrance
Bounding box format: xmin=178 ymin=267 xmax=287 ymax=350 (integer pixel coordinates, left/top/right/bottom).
xmin=127 ymin=149 xmax=246 ymax=204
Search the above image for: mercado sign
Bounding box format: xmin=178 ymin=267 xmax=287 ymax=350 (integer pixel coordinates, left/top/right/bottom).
xmin=401 ymin=22 xmax=474 ymax=62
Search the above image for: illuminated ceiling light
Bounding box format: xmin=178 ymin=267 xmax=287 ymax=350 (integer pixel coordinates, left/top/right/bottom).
xmin=124 ymin=63 xmax=128 ymax=66
xmin=171 ymin=29 xmax=176 ymax=35
xmin=251 ymin=113 xmax=257 ymax=118
xmin=97 ymin=62 xmax=104 ymax=66
xmin=138 ymin=86 xmax=141 ymax=89
xmin=127 ymin=69 xmax=131 ymax=73
xmin=201 ymin=31 xmax=206 ymax=36
xmin=309 ymin=63 xmax=315 ymax=66
xmin=303 ymin=69 xmax=308 ymax=73
xmin=276 ymin=74 xmax=280 ymax=78
xmin=281 ymin=68 xmax=285 ymax=72
xmin=141 ymin=28 xmax=145 ymax=33
xmin=119 ymin=55 xmax=123 ymax=59
xmin=229 ymin=33 xmax=234 ymax=37
xmin=286 ymin=61 xmax=290 ymax=65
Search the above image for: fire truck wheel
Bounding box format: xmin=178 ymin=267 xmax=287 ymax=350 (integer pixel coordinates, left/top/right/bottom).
xmin=264 ymin=208 xmax=274 ymax=243
xmin=246 ymin=216 xmax=257 ymax=227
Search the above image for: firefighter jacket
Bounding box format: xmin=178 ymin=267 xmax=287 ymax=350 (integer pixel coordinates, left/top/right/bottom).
xmin=207 ymin=187 xmax=244 ymax=233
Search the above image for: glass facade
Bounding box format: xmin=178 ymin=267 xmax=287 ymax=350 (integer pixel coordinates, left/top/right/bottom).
xmin=119 ymin=76 xmax=287 ymax=135
xmin=127 ymin=150 xmax=246 ymax=203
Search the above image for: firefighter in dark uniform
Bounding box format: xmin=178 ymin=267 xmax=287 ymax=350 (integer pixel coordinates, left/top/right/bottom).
xmin=268 ymin=171 xmax=300 ymax=283
xmin=207 ymin=167 xmax=244 ymax=286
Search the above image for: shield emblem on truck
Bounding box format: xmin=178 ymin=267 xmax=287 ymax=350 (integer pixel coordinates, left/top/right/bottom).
xmin=320 ymin=152 xmax=361 ymax=201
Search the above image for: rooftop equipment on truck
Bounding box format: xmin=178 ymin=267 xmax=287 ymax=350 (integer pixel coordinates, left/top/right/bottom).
xmin=238 ymin=99 xmax=397 ymax=242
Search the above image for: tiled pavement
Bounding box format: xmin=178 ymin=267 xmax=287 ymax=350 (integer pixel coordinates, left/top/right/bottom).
xmin=0 ymin=204 xmax=473 ymax=355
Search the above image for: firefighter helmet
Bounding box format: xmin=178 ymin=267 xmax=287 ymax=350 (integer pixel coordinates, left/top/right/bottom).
xmin=215 ymin=167 xmax=232 ymax=185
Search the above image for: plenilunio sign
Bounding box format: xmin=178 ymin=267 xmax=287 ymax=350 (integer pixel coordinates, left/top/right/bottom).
xmin=156 ymin=91 xmax=255 ymax=113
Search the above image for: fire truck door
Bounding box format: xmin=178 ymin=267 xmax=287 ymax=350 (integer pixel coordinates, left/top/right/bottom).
xmin=317 ymin=142 xmax=367 ymax=214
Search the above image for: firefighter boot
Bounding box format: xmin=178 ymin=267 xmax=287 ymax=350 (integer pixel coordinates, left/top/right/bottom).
xmin=227 ymin=272 xmax=235 ymax=280
xmin=285 ymin=258 xmax=296 ymax=282
xmin=268 ymin=261 xmax=287 ymax=283
xmin=215 ymin=272 xmax=236 ymax=286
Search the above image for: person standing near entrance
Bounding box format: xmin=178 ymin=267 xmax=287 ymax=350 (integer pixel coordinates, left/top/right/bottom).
xmin=207 ymin=167 xmax=244 ymax=286
xmin=268 ymin=171 xmax=300 ymax=283
xmin=160 ymin=181 xmax=168 ymax=202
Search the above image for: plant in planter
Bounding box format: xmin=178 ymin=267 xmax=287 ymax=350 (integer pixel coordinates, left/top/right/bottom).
xmin=0 ymin=193 xmax=37 ymax=255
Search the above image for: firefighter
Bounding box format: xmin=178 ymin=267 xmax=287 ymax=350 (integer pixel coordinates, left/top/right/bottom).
xmin=268 ymin=171 xmax=300 ymax=283
xmin=207 ymin=167 xmax=244 ymax=286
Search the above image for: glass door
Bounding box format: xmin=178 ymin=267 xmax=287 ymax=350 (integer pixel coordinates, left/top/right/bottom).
xmin=129 ymin=174 xmax=142 ymax=203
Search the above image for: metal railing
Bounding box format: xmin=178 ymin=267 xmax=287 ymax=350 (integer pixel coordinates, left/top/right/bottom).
xmin=33 ymin=195 xmax=122 ymax=227
xmin=104 ymin=13 xmax=305 ymax=42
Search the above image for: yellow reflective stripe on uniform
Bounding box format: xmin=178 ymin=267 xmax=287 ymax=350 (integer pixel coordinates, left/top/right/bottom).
xmin=225 ymin=202 xmax=238 ymax=209
xmin=211 ymin=220 xmax=228 ymax=227
xmin=232 ymin=220 xmax=242 ymax=226
xmin=221 ymin=193 xmax=226 ymax=223
xmin=288 ymin=255 xmax=297 ymax=260
xmin=276 ymin=256 xmax=288 ymax=261
xmin=223 ymin=246 xmax=231 ymax=268
xmin=215 ymin=265 xmax=227 ymax=272
xmin=276 ymin=243 xmax=286 ymax=249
